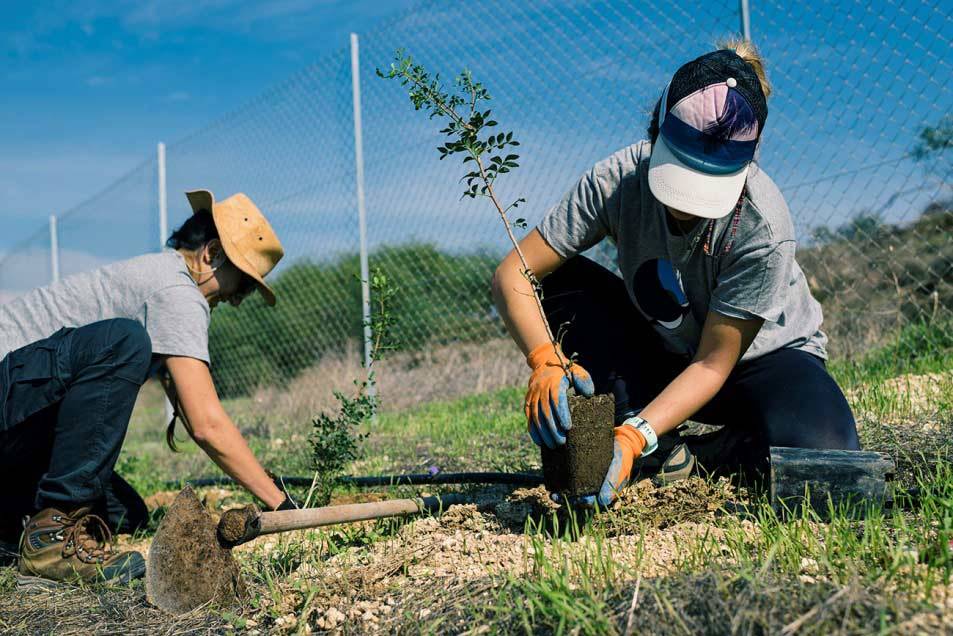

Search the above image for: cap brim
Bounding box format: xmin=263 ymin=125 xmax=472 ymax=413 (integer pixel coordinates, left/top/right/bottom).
xmin=648 ymin=136 xmax=748 ymax=219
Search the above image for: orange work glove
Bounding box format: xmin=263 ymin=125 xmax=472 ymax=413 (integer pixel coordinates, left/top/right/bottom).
xmin=577 ymin=423 xmax=651 ymax=508
xmin=524 ymin=343 xmax=594 ymax=449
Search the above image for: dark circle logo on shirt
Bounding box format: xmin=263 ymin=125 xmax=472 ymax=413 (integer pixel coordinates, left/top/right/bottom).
xmin=632 ymin=258 xmax=689 ymax=330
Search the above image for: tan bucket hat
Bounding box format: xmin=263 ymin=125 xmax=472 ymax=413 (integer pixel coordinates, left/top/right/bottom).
xmin=185 ymin=189 xmax=284 ymax=306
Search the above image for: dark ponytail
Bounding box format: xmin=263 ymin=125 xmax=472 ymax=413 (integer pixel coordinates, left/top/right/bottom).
xmin=166 ymin=210 xmax=218 ymax=250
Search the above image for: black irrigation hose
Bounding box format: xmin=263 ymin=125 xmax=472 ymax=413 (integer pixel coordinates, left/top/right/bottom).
xmin=170 ymin=471 xmax=545 ymax=490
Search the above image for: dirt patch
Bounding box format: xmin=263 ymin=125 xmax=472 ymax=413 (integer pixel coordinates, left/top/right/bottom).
xmin=145 ymin=487 xmax=246 ymax=614
xmin=541 ymin=393 xmax=614 ymax=496
xmin=232 ymin=478 xmax=744 ymax=633
xmin=591 ymin=476 xmax=739 ymax=537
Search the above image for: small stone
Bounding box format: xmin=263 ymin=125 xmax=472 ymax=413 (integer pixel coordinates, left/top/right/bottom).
xmin=325 ymin=607 xmax=346 ymax=627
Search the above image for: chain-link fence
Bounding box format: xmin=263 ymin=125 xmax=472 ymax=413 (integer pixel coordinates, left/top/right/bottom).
xmin=0 ymin=0 xmax=950 ymax=399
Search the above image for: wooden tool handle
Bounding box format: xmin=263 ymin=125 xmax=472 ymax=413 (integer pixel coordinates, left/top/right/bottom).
xmin=219 ymin=493 xmax=469 ymax=547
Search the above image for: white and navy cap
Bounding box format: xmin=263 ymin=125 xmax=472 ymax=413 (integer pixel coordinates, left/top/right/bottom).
xmin=648 ymin=49 xmax=768 ymax=219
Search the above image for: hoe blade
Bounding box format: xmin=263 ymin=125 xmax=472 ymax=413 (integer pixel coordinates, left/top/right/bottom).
xmin=146 ymin=486 xmax=246 ymax=614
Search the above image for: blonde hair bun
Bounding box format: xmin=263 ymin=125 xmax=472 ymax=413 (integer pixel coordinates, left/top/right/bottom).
xmin=717 ymin=37 xmax=772 ymax=98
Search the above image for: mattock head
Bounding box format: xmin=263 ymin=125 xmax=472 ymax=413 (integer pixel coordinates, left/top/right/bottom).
xmin=146 ymin=486 xmax=247 ymax=614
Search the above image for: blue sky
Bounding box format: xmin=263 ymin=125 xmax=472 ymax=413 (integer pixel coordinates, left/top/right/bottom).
xmin=1 ymin=0 xmax=950 ymax=296
xmin=0 ymin=0 xmax=415 ymax=247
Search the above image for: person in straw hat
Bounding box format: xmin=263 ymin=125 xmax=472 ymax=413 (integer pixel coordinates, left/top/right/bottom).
xmin=0 ymin=190 xmax=292 ymax=586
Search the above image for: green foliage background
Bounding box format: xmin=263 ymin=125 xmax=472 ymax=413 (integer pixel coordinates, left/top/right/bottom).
xmin=208 ymin=243 xmax=499 ymax=397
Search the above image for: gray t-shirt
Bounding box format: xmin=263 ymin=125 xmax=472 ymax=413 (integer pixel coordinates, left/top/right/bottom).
xmin=538 ymin=140 xmax=827 ymax=361
xmin=0 ymin=251 xmax=210 ymax=364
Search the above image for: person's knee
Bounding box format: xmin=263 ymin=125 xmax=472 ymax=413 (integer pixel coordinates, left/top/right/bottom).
xmin=106 ymin=319 xmax=152 ymax=382
xmin=761 ymin=408 xmax=859 ymax=450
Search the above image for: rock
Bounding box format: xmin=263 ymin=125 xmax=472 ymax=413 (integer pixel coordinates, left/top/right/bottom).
xmin=324 ymin=607 xmax=345 ymax=628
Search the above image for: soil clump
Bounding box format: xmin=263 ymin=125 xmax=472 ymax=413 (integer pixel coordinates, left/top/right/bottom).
xmin=541 ymin=393 xmax=614 ymax=496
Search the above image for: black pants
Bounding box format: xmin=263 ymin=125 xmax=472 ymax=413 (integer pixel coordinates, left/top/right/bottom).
xmin=0 ymin=319 xmax=152 ymax=538
xmin=542 ymin=257 xmax=860 ymax=471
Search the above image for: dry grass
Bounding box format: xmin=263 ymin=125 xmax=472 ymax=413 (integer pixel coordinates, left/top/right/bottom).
xmin=0 ymin=575 xmax=228 ymax=635
xmin=246 ymin=337 xmax=525 ymax=422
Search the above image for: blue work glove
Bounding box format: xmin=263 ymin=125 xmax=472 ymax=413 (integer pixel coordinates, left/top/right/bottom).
xmin=524 ymin=343 xmax=594 ymax=449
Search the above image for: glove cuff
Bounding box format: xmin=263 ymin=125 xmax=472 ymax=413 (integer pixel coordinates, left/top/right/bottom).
xmin=526 ymin=342 xmax=565 ymax=370
xmin=615 ymin=424 xmax=647 ymax=459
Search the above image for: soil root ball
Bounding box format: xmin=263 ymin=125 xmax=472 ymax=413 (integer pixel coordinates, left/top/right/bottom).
xmin=541 ymin=393 xmax=614 ymax=497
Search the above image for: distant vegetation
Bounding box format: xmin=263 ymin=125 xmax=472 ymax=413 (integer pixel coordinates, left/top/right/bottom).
xmin=798 ymin=199 xmax=952 ymax=359
xmin=206 ymin=199 xmax=951 ymax=397
xmin=208 ymin=243 xmax=499 ymax=397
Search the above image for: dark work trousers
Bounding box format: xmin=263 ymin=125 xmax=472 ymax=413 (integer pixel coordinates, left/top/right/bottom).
xmin=541 ymin=256 xmax=860 ymax=475
xmin=0 ymin=318 xmax=152 ymax=540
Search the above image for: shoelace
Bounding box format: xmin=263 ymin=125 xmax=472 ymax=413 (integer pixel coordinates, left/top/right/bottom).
xmin=60 ymin=512 xmax=113 ymax=564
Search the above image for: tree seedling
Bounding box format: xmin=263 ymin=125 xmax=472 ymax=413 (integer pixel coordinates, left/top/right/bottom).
xmin=307 ymin=268 xmax=399 ymax=506
xmin=377 ymin=50 xmax=571 ymax=374
xmin=379 ymin=52 xmax=613 ymax=496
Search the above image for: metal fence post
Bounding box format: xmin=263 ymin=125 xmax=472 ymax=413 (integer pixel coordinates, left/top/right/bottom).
xmin=739 ymin=0 xmax=751 ymax=40
xmin=158 ymin=142 xmax=168 ymax=250
xmin=49 ymin=215 xmax=59 ymax=283
xmin=351 ymin=33 xmax=374 ymax=384
xmin=158 ymin=141 xmax=174 ymax=425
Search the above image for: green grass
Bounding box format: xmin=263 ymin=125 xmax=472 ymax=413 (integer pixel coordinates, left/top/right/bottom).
xmin=90 ymin=320 xmax=953 ymax=633
xmin=830 ymin=319 xmax=953 ymax=389
xmin=425 ymin=458 xmax=953 ymax=634
xmin=355 ymin=386 xmax=532 ymax=474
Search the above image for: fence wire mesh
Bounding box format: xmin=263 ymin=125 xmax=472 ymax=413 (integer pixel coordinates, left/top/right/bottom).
xmin=0 ymin=0 xmax=950 ymax=400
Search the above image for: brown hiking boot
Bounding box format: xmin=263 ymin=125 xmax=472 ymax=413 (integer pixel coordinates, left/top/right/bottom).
xmin=17 ymin=507 xmax=145 ymax=588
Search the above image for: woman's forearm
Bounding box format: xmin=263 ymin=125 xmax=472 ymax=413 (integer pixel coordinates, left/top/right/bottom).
xmin=193 ymin=418 xmax=285 ymax=509
xmin=637 ymin=360 xmax=729 ymax=437
xmin=491 ymin=262 xmax=552 ymax=356
xmin=491 ymin=230 xmax=568 ymax=357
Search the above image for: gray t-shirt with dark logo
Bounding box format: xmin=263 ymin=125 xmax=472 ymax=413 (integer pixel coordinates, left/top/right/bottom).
xmin=0 ymin=251 xmax=210 ymax=364
xmin=538 ymin=140 xmax=827 ymax=362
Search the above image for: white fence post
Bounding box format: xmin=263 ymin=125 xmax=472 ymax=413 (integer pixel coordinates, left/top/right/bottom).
xmin=158 ymin=142 xmax=168 ymax=250
xmin=351 ymin=33 xmax=374 ymax=386
xmin=49 ymin=214 xmax=60 ymax=284
xmin=739 ymin=0 xmax=752 ymax=40
xmin=158 ymin=141 xmax=175 ymax=426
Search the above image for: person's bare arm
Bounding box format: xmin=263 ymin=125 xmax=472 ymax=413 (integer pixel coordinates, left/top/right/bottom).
xmin=162 ymin=356 xmax=284 ymax=509
xmin=491 ymin=229 xmax=567 ymax=356
xmin=638 ymin=311 xmax=764 ymax=436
